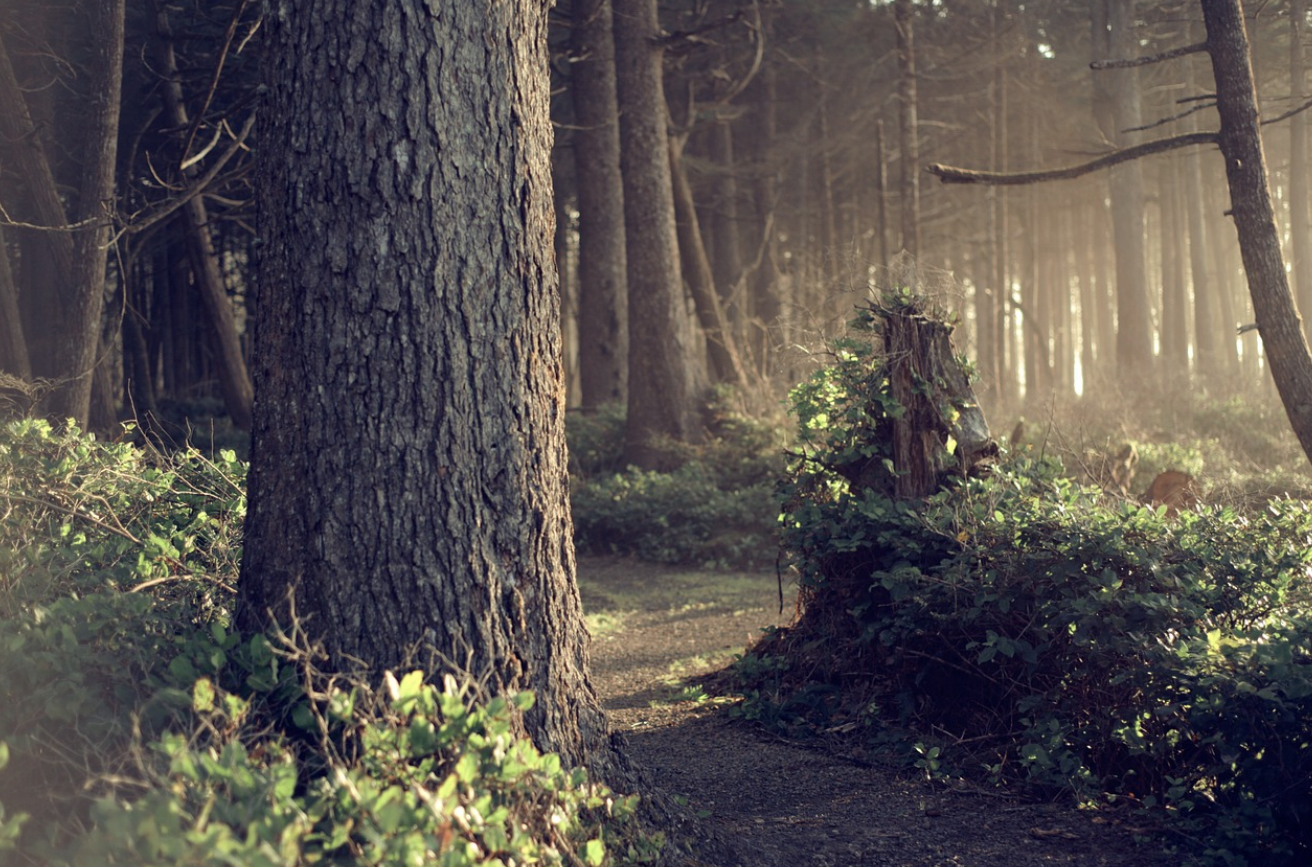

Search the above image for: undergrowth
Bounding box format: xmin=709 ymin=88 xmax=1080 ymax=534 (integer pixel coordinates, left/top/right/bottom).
xmin=732 ymin=311 xmax=1312 ymax=866
xmin=568 ymin=388 xmax=784 ymax=568
xmin=0 ymin=419 xmax=655 ymax=866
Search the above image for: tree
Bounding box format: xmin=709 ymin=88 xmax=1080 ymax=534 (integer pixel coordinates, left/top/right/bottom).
xmin=0 ymin=0 xmax=126 ymax=427
xmin=928 ymin=0 xmax=1312 ymax=470
xmin=151 ymin=5 xmax=254 ymax=431
xmin=895 ymin=0 xmax=922 ymax=258
xmin=613 ymin=0 xmax=706 ymax=467
xmin=571 ymin=0 xmax=630 ymax=410
xmin=238 ymin=0 xmax=627 ymax=779
xmin=1104 ymin=0 xmax=1154 ymax=372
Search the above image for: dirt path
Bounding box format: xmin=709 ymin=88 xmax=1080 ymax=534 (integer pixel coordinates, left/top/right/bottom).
xmin=578 ymin=557 xmax=1172 ymax=867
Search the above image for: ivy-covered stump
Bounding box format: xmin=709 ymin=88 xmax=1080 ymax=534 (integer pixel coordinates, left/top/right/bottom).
xmin=733 ymin=292 xmax=1312 ymax=865
xmin=879 ymin=295 xmax=997 ymax=498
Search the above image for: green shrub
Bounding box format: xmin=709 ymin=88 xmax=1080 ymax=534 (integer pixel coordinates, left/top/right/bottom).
xmin=572 ymin=464 xmax=776 ymax=568
xmin=568 ymin=391 xmax=785 ymax=568
xmin=739 ymin=315 xmax=1312 ymax=865
xmin=0 ymin=420 xmax=657 ymax=866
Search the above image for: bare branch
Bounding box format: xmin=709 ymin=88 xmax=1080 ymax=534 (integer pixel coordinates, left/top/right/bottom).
xmin=1263 ymin=95 xmax=1312 ymax=126
xmin=1090 ymin=41 xmax=1207 ymax=69
xmin=1126 ymin=100 xmax=1216 ymax=133
xmin=115 ymin=111 xmax=256 ymax=240
xmin=926 ymin=131 xmax=1219 ymax=186
xmin=656 ymin=10 xmax=743 ymax=49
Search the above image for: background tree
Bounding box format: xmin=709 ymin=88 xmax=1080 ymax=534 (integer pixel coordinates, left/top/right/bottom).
xmin=238 ymin=0 xmax=628 ymax=778
xmin=613 ymin=0 xmax=707 ymax=468
xmin=569 ymin=0 xmax=630 ymax=410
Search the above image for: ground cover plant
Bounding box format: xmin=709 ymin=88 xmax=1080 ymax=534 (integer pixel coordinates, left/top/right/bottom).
xmin=0 ymin=419 xmax=654 ymax=866
xmin=733 ymin=308 xmax=1312 ymax=866
xmin=568 ymin=388 xmax=785 ymax=568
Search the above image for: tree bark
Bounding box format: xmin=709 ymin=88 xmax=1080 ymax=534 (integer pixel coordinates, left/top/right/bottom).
xmin=154 ymin=6 xmax=254 ymax=431
xmin=571 ymin=0 xmax=629 ymax=410
xmin=240 ymin=0 xmax=627 ymax=780
xmin=1201 ymin=0 xmax=1312 ymax=467
xmin=614 ymin=0 xmax=705 ymax=467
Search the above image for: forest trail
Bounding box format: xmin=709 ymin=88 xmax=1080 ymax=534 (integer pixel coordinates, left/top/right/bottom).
xmin=577 ymin=557 xmax=1169 ymax=867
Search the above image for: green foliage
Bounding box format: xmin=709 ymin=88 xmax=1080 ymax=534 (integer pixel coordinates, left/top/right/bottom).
xmin=0 ymin=421 xmax=657 ymax=866
xmin=740 ymin=321 xmax=1312 ymax=865
xmin=62 ymin=670 xmax=651 ymax=867
xmin=569 ymin=392 xmax=784 ymax=568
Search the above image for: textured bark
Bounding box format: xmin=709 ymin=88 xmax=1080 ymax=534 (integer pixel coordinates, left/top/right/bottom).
xmin=240 ymin=0 xmax=626 ymax=778
xmin=614 ymin=0 xmax=705 ymax=467
xmin=1105 ymin=0 xmax=1153 ymax=372
xmin=895 ymin=0 xmax=921 ymax=259
xmin=883 ymin=302 xmax=997 ymax=500
xmin=571 ymin=0 xmax=629 ymax=410
xmin=1201 ymin=0 xmax=1312 ymax=467
xmin=154 ymin=8 xmax=254 ymax=431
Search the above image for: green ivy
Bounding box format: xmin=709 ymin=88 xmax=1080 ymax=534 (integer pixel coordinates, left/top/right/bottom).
xmin=738 ymin=312 xmax=1312 ymax=866
xmin=0 ymin=420 xmax=659 ymax=866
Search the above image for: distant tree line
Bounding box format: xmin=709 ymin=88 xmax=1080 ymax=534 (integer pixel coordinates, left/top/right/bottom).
xmin=3 ymin=0 xmax=1312 ymax=453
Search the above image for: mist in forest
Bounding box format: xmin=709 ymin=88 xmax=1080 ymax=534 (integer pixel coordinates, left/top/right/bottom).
xmin=0 ymin=0 xmax=1309 ymax=474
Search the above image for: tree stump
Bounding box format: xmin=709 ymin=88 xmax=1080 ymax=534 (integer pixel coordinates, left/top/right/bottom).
xmin=878 ymin=297 xmax=997 ymax=499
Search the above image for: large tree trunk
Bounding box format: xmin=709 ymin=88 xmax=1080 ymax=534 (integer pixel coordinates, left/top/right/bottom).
xmin=154 ymin=7 xmax=254 ymax=431
xmin=1201 ymin=0 xmax=1312 ymax=466
xmin=571 ymin=0 xmax=629 ymax=410
xmin=613 ymin=0 xmax=705 ymax=467
xmin=240 ymin=0 xmax=626 ymax=782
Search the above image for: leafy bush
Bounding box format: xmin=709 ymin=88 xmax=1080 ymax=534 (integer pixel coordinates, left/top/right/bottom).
xmin=737 ymin=316 xmax=1312 ymax=866
xmin=0 ymin=420 xmax=656 ymax=866
xmin=569 ymin=391 xmax=784 ymax=568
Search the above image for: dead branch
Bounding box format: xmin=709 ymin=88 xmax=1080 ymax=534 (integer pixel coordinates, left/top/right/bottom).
xmin=925 ymin=131 xmax=1218 ymax=186
xmin=1090 ymin=41 xmax=1207 ymax=69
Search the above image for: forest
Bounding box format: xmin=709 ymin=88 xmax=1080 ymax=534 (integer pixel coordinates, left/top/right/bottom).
xmin=2 ymin=0 xmax=1312 ymax=865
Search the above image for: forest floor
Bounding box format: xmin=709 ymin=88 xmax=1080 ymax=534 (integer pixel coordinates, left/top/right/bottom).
xmin=578 ymin=556 xmax=1179 ymax=867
